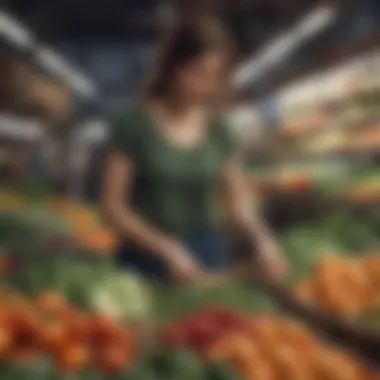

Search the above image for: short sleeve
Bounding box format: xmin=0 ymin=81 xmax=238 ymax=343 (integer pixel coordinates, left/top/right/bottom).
xmin=107 ymin=110 xmax=141 ymax=159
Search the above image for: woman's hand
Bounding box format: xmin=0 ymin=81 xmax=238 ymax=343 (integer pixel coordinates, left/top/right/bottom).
xmin=163 ymin=243 xmax=204 ymax=284
xmin=256 ymin=239 xmax=288 ymax=282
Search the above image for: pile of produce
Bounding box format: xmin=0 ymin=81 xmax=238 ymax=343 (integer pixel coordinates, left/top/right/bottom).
xmin=50 ymin=198 xmax=116 ymax=253
xmin=295 ymin=253 xmax=380 ymax=317
xmin=0 ymin=190 xmax=116 ymax=253
xmin=0 ymin=255 xmax=152 ymax=325
xmin=0 ymin=289 xmax=135 ymax=378
xmin=0 ymin=259 xmax=242 ymax=380
xmin=158 ymin=307 xmax=378 ymax=380
xmin=2 ymin=188 xmax=380 ymax=379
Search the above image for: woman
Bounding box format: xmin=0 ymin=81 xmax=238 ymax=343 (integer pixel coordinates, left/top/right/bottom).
xmin=102 ymin=16 xmax=286 ymax=284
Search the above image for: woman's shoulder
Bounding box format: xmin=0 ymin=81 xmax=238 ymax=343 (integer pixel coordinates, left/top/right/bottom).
xmin=108 ymin=105 xmax=148 ymax=155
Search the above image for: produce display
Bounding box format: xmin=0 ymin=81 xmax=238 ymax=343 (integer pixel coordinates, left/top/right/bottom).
xmin=248 ymin=161 xmax=380 ymax=204
xmin=0 ymin=190 xmax=116 ymax=254
xmin=295 ymin=253 xmax=380 ymax=317
xmin=0 ymin=289 xmax=135 ymax=377
xmin=158 ymin=307 xmax=378 ymax=380
xmin=1 ymin=187 xmax=380 ymax=379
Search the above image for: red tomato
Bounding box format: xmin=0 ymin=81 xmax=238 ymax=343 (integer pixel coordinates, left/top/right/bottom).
xmin=89 ymin=314 xmax=118 ymax=345
xmin=11 ymin=310 xmax=42 ymax=348
xmin=65 ymin=311 xmax=91 ymax=342
xmin=186 ymin=317 xmax=221 ymax=351
xmin=95 ymin=344 xmax=130 ymax=373
xmin=158 ymin=323 xmax=188 ymax=348
xmin=207 ymin=308 xmax=250 ymax=332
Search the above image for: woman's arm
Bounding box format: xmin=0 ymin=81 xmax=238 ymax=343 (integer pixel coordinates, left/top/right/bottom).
xmin=101 ymin=149 xmax=202 ymax=283
xmin=220 ymin=157 xmax=287 ymax=280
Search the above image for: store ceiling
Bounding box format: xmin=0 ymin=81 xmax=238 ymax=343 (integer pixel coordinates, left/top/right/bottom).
xmin=2 ymin=0 xmax=377 ymax=100
xmin=3 ymin=0 xmax=337 ymax=53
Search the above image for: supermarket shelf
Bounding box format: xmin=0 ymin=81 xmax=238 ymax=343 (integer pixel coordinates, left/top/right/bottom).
xmin=286 ymin=145 xmax=380 ymax=161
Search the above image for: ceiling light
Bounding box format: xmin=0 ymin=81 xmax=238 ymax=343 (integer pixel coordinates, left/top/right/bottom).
xmin=234 ymin=5 xmax=337 ymax=88
xmin=0 ymin=10 xmax=34 ymax=48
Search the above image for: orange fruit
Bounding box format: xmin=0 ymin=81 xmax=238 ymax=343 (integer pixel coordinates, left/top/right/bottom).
xmin=6 ymin=292 xmax=30 ymax=311
xmin=313 ymin=258 xmax=352 ymax=316
xmin=277 ymin=320 xmax=316 ymax=357
xmin=228 ymin=334 xmax=262 ymax=370
xmin=362 ymin=255 xmax=380 ymax=304
xmin=294 ymin=280 xmax=315 ymax=305
xmin=241 ymin=360 xmax=276 ymax=380
xmin=56 ymin=343 xmax=89 ymax=373
xmin=39 ymin=318 xmax=69 ymax=351
xmin=206 ymin=333 xmax=260 ymax=365
xmin=34 ymin=291 xmax=68 ymax=316
xmin=340 ymin=259 xmax=371 ymax=313
xmin=249 ymin=316 xmax=279 ymax=355
xmin=0 ymin=325 xmax=12 ymax=357
xmin=82 ymin=228 xmax=116 ymax=253
xmin=313 ymin=347 xmax=365 ymax=380
xmin=0 ymin=306 xmax=12 ymax=326
xmin=270 ymin=345 xmax=313 ymax=380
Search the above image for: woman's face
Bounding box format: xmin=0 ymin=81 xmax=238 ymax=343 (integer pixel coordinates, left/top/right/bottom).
xmin=174 ymin=51 xmax=228 ymax=103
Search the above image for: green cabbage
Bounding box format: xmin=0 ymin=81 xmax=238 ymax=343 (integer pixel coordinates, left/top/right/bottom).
xmin=90 ymin=270 xmax=151 ymax=322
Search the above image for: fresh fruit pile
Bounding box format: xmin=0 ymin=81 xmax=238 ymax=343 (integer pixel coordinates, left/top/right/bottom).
xmin=50 ymin=198 xmax=117 ymax=253
xmin=158 ymin=308 xmax=379 ymax=380
xmin=158 ymin=307 xmax=251 ymax=355
xmin=0 ymin=190 xmax=116 ymax=253
xmin=0 ymin=289 xmax=135 ymax=376
xmin=295 ymin=253 xmax=380 ymax=317
xmin=211 ymin=315 xmax=379 ymax=380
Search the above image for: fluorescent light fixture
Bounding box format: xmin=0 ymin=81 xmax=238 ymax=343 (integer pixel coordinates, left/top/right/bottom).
xmin=0 ymin=9 xmax=96 ymax=97
xmin=0 ymin=10 xmax=34 ymax=48
xmin=0 ymin=115 xmax=44 ymax=141
xmin=295 ymin=6 xmax=336 ymax=38
xmin=35 ymin=47 xmax=97 ymax=97
xmin=234 ymin=5 xmax=337 ymax=88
